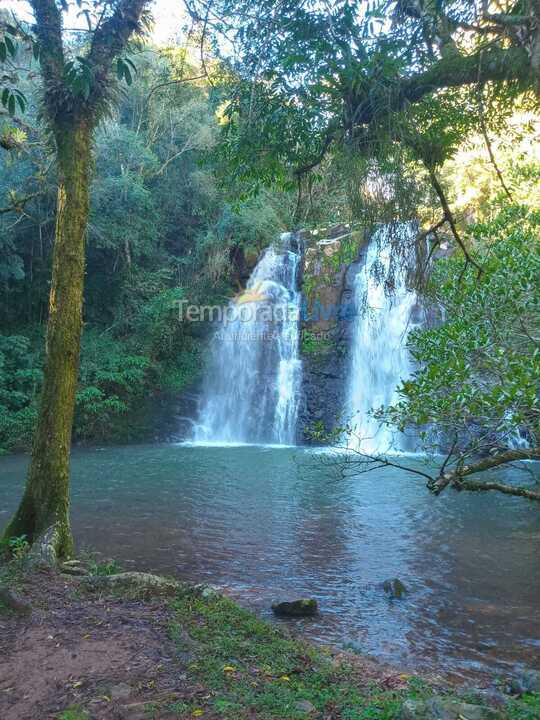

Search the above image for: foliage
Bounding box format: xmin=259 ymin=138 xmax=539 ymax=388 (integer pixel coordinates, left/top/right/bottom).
xmin=75 ymin=330 xmax=150 ymax=442
xmin=1 ymin=533 xmax=30 ymax=560
xmin=186 ymin=0 xmax=539 ymax=220
xmin=440 ymin=111 xmax=540 ymax=224
xmin=88 ymin=558 xmax=122 ymax=576
xmin=0 ymin=334 xmax=41 ymax=453
xmin=0 ymin=43 xmax=300 ymax=452
xmin=379 ymin=206 xmax=540 ymax=459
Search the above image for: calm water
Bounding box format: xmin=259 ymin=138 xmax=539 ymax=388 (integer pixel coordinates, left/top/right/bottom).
xmin=1 ymin=443 xmax=539 ymax=679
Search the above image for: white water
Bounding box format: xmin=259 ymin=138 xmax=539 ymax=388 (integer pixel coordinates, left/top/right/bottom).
xmin=193 ymin=233 xmax=302 ymax=445
xmin=345 ymin=224 xmax=419 ymax=453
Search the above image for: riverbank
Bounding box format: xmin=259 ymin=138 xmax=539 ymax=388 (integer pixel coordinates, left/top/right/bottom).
xmin=0 ymin=559 xmax=539 ymax=720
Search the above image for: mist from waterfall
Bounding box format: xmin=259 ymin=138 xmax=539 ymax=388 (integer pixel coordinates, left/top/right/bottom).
xmin=193 ymin=233 xmax=302 ymax=445
xmin=345 ymin=223 xmax=419 ymax=454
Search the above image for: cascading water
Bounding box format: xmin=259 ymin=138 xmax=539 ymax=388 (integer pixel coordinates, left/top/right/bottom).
xmin=193 ymin=233 xmax=302 ymax=445
xmin=345 ymin=223 xmax=419 ymax=454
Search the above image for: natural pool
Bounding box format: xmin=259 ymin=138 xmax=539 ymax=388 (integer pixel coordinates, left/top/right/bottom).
xmin=1 ymin=442 xmax=539 ymax=680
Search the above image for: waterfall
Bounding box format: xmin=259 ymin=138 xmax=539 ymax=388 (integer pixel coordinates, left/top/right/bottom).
xmin=193 ymin=233 xmax=302 ymax=445
xmin=345 ymin=223 xmax=419 ymax=454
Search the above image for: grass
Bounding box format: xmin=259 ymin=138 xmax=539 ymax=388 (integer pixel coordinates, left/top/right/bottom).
xmin=165 ymin=588 xmax=540 ymax=720
xmin=167 ymin=589 xmax=428 ymax=719
xmin=56 ymin=707 xmax=89 ymax=720
xmin=506 ymin=693 xmax=540 ymax=720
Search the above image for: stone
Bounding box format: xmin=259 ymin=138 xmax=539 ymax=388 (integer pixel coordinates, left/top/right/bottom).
xmin=60 ymin=561 xmax=89 ymax=576
xmin=506 ymin=669 xmax=540 ymax=695
xmin=382 ymin=578 xmax=407 ymax=599
xmin=294 ymin=700 xmax=316 ymax=713
xmin=82 ymin=571 xmax=179 ymax=596
xmin=399 ymin=697 xmax=503 ymax=720
xmin=119 ymin=705 xmax=147 ymax=720
xmin=0 ymin=586 xmax=32 ymax=615
xmin=457 ymin=687 xmax=508 ymax=708
xmin=110 ymin=682 xmax=133 ymax=701
xmin=271 ymin=599 xmax=318 ymax=617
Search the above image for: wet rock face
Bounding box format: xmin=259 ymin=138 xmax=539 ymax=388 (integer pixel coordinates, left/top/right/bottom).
xmin=271 ymin=599 xmax=319 ymax=617
xmin=297 ymin=256 xmax=363 ymax=444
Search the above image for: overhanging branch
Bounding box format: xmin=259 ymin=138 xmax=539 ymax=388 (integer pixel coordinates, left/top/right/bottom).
xmin=429 ymin=447 xmax=540 ymax=499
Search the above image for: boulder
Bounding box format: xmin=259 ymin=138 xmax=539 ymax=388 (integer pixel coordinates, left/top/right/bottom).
xmin=60 ymin=560 xmax=89 ymax=576
xmin=82 ymin=571 xmax=180 ymax=596
xmin=294 ymin=699 xmax=316 ymax=713
xmin=382 ymin=578 xmax=407 ymax=599
xmin=271 ymin=599 xmax=318 ymax=617
xmin=399 ymin=697 xmax=503 ymax=720
xmin=110 ymin=682 xmax=133 ymax=701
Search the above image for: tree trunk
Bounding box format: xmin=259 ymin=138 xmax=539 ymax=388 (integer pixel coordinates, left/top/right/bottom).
xmin=3 ymin=121 xmax=92 ymax=562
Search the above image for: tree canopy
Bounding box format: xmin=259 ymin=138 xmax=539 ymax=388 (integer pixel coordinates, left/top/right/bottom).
xmin=184 ymin=1 xmax=539 ymax=187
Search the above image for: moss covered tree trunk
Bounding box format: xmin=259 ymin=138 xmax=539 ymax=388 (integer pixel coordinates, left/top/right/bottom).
xmin=3 ymin=122 xmax=91 ymax=561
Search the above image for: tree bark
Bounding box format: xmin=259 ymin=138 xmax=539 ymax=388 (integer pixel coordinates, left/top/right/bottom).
xmin=428 ymin=447 xmax=540 ymax=500
xmin=3 ymin=121 xmax=92 ymax=561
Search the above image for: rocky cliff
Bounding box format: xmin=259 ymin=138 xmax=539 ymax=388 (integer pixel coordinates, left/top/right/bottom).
xmin=297 ymin=224 xmax=369 ymax=443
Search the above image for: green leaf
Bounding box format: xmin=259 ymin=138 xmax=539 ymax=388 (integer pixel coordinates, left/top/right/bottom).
xmin=4 ymin=35 xmax=15 ymax=57
xmin=15 ymin=92 xmax=25 ymax=113
xmin=7 ymin=93 xmax=15 ymax=116
xmin=123 ymin=57 xmax=137 ymax=75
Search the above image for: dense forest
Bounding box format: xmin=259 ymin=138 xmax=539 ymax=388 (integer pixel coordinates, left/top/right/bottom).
xmin=1 ymin=3 xmax=540 ymax=718
xmin=0 ymin=40 xmax=301 ymax=451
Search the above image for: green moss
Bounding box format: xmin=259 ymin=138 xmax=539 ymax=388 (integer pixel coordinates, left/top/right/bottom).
xmin=56 ymin=707 xmax=90 ymax=720
xmin=301 ymin=330 xmax=334 ymax=356
xmin=302 ymin=228 xmax=365 ymax=308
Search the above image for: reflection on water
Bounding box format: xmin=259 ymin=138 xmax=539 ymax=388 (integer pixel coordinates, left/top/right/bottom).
xmin=1 ymin=443 xmax=539 ymax=679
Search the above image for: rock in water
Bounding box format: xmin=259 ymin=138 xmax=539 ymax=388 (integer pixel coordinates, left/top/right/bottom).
xmin=399 ymin=697 xmax=503 ymax=720
xmin=382 ymin=578 xmax=407 ymax=599
xmin=271 ymin=599 xmax=318 ymax=617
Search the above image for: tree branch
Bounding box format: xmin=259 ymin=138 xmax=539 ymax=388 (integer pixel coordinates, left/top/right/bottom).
xmin=0 ymin=192 xmax=42 ymax=214
xmin=350 ymin=46 xmax=530 ymax=131
xmin=146 ymin=74 xmax=207 ymax=103
xmin=29 ymin=0 xmax=65 ymax=120
xmin=429 ymin=447 xmax=540 ymax=498
xmin=87 ymin=0 xmax=151 ymax=107
xmin=456 ymin=478 xmax=540 ymax=501
xmin=425 ymin=164 xmax=483 ymax=277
